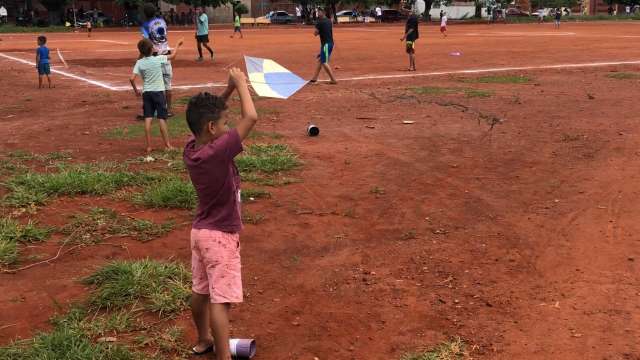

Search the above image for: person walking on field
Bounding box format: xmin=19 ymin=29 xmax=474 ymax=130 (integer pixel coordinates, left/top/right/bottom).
xmin=400 ymin=11 xmax=419 ymax=71
xmin=230 ymin=11 xmax=243 ymax=38
xmin=309 ymin=9 xmax=337 ymax=84
xmin=440 ymin=12 xmax=448 ymax=38
xmin=554 ymin=8 xmax=561 ymax=29
xmin=195 ymin=7 xmax=214 ymax=61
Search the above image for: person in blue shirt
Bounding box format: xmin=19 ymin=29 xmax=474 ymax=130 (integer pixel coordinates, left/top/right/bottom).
xmin=36 ymin=35 xmax=52 ymax=89
xmin=195 ymin=7 xmax=214 ymax=61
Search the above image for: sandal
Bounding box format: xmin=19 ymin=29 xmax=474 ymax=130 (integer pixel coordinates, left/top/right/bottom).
xmin=192 ymin=345 xmax=214 ymax=356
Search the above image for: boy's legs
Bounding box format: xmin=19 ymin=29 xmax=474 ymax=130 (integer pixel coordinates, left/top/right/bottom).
xmin=203 ymin=42 xmax=214 ymax=59
xmin=211 ymin=303 xmax=232 ymax=360
xmin=144 ymin=117 xmax=153 ymax=153
xmin=196 ymin=38 xmax=203 ymax=59
xmin=157 ymin=119 xmax=173 ymax=150
xmin=321 ymin=63 xmax=337 ymax=83
xmin=191 ymin=292 xmax=214 ymax=351
xmin=46 ymin=74 xmax=52 ymax=88
xmin=155 ymin=92 xmax=173 ymax=150
xmin=38 ymin=75 xmax=43 ymax=88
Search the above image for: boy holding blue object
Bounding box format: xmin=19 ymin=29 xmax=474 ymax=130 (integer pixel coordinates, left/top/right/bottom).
xmin=36 ymin=35 xmax=52 ymax=89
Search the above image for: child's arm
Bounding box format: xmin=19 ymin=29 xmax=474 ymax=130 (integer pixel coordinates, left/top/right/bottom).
xmin=401 ymin=28 xmax=413 ymax=41
xmin=35 ymin=51 xmax=39 ymax=68
xmin=130 ymin=74 xmax=141 ymax=97
xmin=167 ymin=38 xmax=184 ymax=61
xmin=220 ymin=73 xmax=236 ymax=103
xmin=229 ymin=68 xmax=257 ymax=141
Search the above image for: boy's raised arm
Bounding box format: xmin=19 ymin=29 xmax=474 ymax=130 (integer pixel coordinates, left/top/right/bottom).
xmin=168 ymin=38 xmax=184 ymax=61
xmin=229 ymin=68 xmax=257 ymax=141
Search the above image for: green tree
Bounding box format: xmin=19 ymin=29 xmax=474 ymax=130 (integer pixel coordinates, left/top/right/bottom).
xmin=231 ymin=1 xmax=249 ymax=15
xmin=40 ymin=0 xmax=69 ymax=24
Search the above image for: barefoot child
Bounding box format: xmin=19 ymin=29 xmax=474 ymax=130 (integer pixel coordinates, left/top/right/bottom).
xmin=440 ymin=12 xmax=448 ymax=38
xmin=86 ymin=19 xmax=92 ymax=38
xmin=36 ymin=35 xmax=52 ymax=88
xmin=401 ymin=12 xmax=419 ymax=71
xmin=195 ymin=7 xmax=214 ymax=61
xmin=310 ymin=9 xmax=337 ymax=84
xmin=130 ymin=38 xmax=184 ymax=153
xmin=183 ymin=68 xmax=258 ymax=360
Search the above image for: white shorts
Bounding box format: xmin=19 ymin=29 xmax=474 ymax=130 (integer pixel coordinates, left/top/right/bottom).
xmin=161 ymin=61 xmax=172 ymax=91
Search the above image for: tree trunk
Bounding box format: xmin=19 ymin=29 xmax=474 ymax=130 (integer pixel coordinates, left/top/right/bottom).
xmin=424 ymin=0 xmax=433 ymax=21
xmin=475 ymin=0 xmax=482 ymax=18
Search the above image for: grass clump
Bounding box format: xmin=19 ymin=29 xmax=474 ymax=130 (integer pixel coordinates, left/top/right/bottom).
xmin=0 ymin=307 xmax=140 ymax=360
xmin=241 ymin=172 xmax=301 ymax=187
xmin=463 ymin=89 xmax=494 ymax=98
xmin=2 ymin=164 xmax=160 ymax=207
xmin=411 ymin=87 xmax=494 ymax=98
xmin=237 ymin=144 xmax=300 ymax=174
xmin=104 ymin=114 xmax=190 ymax=140
xmin=61 ymin=208 xmax=173 ymax=244
xmin=242 ymin=188 xmax=271 ymax=201
xmin=0 ymin=218 xmax=52 ymax=266
xmin=606 ymin=72 xmax=640 ymax=80
xmin=242 ymin=211 xmax=265 ymax=225
xmin=412 ymin=87 xmax=458 ymax=95
xmin=135 ymin=177 xmax=196 ymax=209
xmin=83 ymin=259 xmax=191 ymax=316
xmin=401 ymin=338 xmax=467 ymax=360
xmin=461 ymin=75 xmax=531 ymax=84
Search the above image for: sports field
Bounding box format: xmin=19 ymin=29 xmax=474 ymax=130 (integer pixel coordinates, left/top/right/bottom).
xmin=1 ymin=21 xmax=640 ymax=359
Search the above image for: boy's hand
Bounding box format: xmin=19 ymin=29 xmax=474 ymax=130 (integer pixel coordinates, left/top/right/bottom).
xmin=229 ymin=67 xmax=247 ymax=87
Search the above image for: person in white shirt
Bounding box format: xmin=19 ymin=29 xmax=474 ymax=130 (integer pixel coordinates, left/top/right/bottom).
xmin=375 ymin=6 xmax=382 ymax=22
xmin=0 ymin=6 xmax=8 ymax=24
xmin=295 ymin=5 xmax=302 ymax=23
xmin=440 ymin=13 xmax=448 ymax=38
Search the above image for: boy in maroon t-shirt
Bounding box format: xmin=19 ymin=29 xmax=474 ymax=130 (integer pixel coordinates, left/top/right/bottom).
xmin=183 ymin=68 xmax=257 ymax=360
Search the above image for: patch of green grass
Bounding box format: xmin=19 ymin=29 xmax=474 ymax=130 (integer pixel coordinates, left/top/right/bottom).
xmin=606 ymin=72 xmax=640 ymax=80
xmin=0 ymin=25 xmax=73 ymax=33
xmin=411 ymin=87 xmax=459 ymax=95
xmin=411 ymin=86 xmax=494 ymax=98
xmin=2 ymin=164 xmax=160 ymax=207
xmin=61 ymin=208 xmax=174 ymax=244
xmin=241 ymin=173 xmax=301 ymax=187
xmin=242 ymin=188 xmax=271 ymax=201
xmin=401 ymin=338 xmax=467 ymax=360
xmin=174 ymin=96 xmax=192 ymax=105
xmin=8 ymin=150 xmax=35 ymax=161
xmin=461 ymin=75 xmax=531 ymax=84
xmin=83 ymin=259 xmax=191 ymax=316
xmin=135 ymin=177 xmax=196 ymax=209
xmin=248 ymin=130 xmax=283 ymax=140
xmin=0 ymin=306 xmax=141 ymax=360
xmin=242 ymin=211 xmax=265 ymax=225
xmin=237 ymin=144 xmax=300 ymax=174
xmin=0 ymin=218 xmax=52 ymax=243
xmin=104 ymin=114 xmax=190 ymax=140
xmin=0 ymin=218 xmax=52 ymax=266
xmin=463 ymin=89 xmax=494 ymax=98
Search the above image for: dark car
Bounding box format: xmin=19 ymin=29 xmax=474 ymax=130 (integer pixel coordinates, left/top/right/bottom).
xmin=75 ymin=10 xmax=113 ymax=26
xmin=381 ymin=9 xmax=404 ymax=22
xmin=269 ymin=10 xmax=295 ymax=24
xmin=505 ymin=7 xmax=530 ymax=16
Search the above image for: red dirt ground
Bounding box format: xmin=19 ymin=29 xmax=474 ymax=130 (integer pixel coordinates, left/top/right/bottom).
xmin=1 ymin=22 xmax=640 ymax=359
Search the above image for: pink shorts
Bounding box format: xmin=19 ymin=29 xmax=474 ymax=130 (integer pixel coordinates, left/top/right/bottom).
xmin=191 ymin=228 xmax=243 ymax=303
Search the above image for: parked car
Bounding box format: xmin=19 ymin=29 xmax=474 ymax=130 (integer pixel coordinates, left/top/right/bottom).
xmin=381 ymin=9 xmax=404 ymax=22
xmin=505 ymin=7 xmax=530 ymax=16
xmin=75 ymin=10 xmax=113 ymax=26
xmin=336 ymin=10 xmax=358 ymax=17
xmin=269 ymin=10 xmax=295 ymax=24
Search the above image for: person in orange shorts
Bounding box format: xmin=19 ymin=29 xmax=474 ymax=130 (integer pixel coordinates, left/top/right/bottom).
xmin=183 ymin=68 xmax=257 ymax=360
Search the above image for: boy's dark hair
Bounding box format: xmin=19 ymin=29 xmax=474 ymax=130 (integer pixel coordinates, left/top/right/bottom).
xmin=137 ymin=38 xmax=154 ymax=57
xmin=186 ymin=92 xmax=228 ymax=136
xmin=143 ymin=3 xmax=157 ymax=20
xmin=37 ymin=35 xmax=47 ymax=45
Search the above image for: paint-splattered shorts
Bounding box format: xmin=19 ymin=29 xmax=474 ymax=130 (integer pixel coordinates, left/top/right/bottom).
xmin=191 ymin=228 xmax=243 ymax=303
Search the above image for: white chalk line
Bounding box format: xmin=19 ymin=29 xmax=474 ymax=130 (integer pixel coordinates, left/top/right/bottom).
xmin=2 ymin=51 xmax=640 ymax=91
xmin=0 ymin=52 xmax=120 ymax=90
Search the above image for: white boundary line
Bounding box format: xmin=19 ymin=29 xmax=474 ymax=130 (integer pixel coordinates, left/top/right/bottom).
xmin=0 ymin=52 xmax=120 ymax=90
xmin=2 ymin=51 xmax=640 ymax=91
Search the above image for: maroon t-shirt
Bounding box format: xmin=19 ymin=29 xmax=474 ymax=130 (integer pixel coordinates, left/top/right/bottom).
xmin=184 ymin=129 xmax=243 ymax=233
